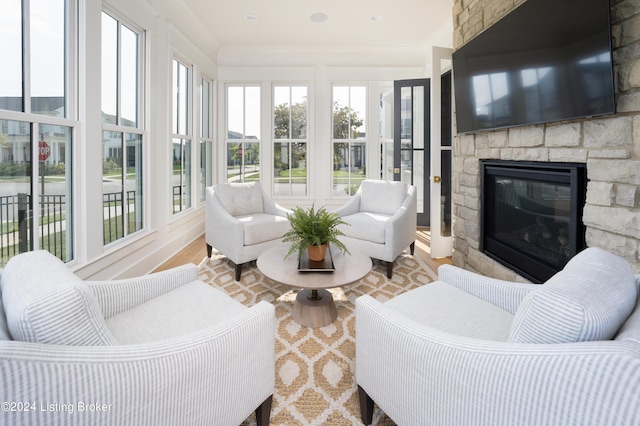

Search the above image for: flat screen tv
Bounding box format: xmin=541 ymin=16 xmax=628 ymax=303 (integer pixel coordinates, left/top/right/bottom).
xmin=452 ymin=0 xmax=615 ymax=134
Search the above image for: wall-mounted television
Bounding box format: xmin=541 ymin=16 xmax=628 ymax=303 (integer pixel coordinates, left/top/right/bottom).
xmin=452 ymin=0 xmax=615 ymax=134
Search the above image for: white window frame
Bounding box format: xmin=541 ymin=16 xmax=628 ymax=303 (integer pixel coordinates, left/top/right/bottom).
xmin=224 ymin=84 xmax=261 ymax=184
xmin=101 ymin=9 xmax=146 ymax=245
xmin=171 ymin=56 xmax=193 ymax=215
xmin=0 ymin=0 xmax=79 ymax=264
xmin=272 ymin=83 xmax=309 ymax=198
xmin=331 ymin=84 xmax=368 ymax=198
xmin=199 ymin=75 xmax=215 ymax=202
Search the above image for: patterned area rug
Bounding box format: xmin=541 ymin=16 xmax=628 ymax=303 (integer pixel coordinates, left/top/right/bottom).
xmin=198 ymin=250 xmax=437 ymax=425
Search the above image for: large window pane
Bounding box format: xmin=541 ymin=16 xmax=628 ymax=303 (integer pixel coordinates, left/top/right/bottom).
xmin=0 ymin=120 xmax=73 ymax=265
xmin=31 ymin=0 xmax=66 ymax=117
xmin=332 ymin=85 xmax=367 ymax=196
xmin=102 ymin=11 xmax=144 ymax=240
xmin=0 ymin=2 xmax=75 ymax=264
xmin=273 ymin=85 xmax=308 ymax=196
xmin=0 ymin=1 xmax=23 ymax=112
xmin=226 ymin=86 xmax=260 ymax=183
xmin=171 ymin=58 xmax=192 ymax=214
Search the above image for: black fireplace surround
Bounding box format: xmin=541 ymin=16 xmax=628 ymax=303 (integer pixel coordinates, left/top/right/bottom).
xmin=480 ymin=160 xmax=587 ymax=283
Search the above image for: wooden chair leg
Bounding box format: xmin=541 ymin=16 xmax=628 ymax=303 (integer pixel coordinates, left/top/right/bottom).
xmin=358 ymin=385 xmax=374 ymax=425
xmin=255 ymin=395 xmax=273 ymax=426
xmin=234 ymin=263 xmax=243 ymax=281
xmin=410 ymin=241 xmax=415 ymax=255
xmin=206 ymin=243 xmax=212 ymax=258
xmin=386 ymin=261 xmax=393 ymax=278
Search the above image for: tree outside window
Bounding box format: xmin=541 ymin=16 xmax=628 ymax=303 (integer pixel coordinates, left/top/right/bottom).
xmin=273 ymin=85 xmax=308 ymax=197
xmin=332 ymin=85 xmax=366 ymax=196
xmin=226 ymin=86 xmax=260 ymax=183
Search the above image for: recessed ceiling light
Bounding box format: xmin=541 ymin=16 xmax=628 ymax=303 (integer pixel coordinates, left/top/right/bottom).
xmin=245 ymin=14 xmax=258 ymax=21
xmin=310 ymin=12 xmax=328 ymax=23
xmin=370 ymin=15 xmax=382 ymax=22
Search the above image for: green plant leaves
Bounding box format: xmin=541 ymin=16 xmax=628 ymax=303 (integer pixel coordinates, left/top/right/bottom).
xmin=281 ymin=204 xmax=350 ymax=259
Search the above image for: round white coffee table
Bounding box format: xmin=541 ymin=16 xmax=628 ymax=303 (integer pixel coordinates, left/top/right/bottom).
xmin=257 ymin=243 xmax=372 ymax=327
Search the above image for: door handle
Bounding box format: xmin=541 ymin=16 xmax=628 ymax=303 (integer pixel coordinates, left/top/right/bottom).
xmin=432 ymin=175 xmax=442 ymax=183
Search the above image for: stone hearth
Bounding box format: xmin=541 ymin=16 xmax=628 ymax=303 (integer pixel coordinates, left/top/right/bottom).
xmin=452 ymin=0 xmax=640 ymax=280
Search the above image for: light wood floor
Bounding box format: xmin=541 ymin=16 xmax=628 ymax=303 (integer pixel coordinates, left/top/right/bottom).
xmin=154 ymin=227 xmax=452 ymax=273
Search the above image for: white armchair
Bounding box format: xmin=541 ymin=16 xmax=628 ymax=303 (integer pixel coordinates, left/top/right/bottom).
xmin=333 ymin=179 xmax=417 ymax=278
xmin=0 ymin=250 xmax=275 ymax=426
xmin=206 ymin=182 xmax=291 ymax=280
xmin=356 ymin=247 xmax=640 ymax=425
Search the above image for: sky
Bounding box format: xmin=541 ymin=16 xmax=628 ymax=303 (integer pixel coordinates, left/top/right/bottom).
xmin=0 ymin=0 xmax=65 ymax=99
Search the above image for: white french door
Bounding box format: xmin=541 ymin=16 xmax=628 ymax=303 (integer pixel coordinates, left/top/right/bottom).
xmin=429 ymin=46 xmax=453 ymax=258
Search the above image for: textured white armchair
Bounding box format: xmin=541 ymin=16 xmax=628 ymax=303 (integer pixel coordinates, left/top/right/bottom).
xmin=356 ymin=247 xmax=640 ymax=425
xmin=0 ymin=250 xmax=275 ymax=426
xmin=206 ymin=182 xmax=291 ymax=280
xmin=333 ymin=179 xmax=417 ymax=278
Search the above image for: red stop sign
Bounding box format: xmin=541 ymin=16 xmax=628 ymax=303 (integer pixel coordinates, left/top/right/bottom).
xmin=38 ymin=141 xmax=50 ymax=161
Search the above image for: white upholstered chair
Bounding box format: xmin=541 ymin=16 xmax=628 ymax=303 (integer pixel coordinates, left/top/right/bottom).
xmin=333 ymin=179 xmax=417 ymax=278
xmin=206 ymin=182 xmax=291 ymax=280
xmin=0 ymin=250 xmax=275 ymax=426
xmin=356 ymin=247 xmax=640 ymax=425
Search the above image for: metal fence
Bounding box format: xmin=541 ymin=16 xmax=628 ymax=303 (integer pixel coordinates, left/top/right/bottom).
xmin=0 ymin=191 xmax=135 ymax=265
xmin=0 ymin=194 xmax=68 ymax=265
xmin=103 ymin=190 xmax=137 ymax=245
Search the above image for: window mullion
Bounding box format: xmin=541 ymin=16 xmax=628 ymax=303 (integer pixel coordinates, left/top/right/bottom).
xmin=23 ymin=0 xmax=32 ymax=114
xmin=116 ymin=23 xmax=122 ymax=126
xmin=121 ymin=133 xmax=128 ymax=236
xmin=31 ymin=123 xmax=39 ymax=251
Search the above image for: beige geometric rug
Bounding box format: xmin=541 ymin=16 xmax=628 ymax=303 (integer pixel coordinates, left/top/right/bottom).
xmin=198 ymin=250 xmax=437 ymax=425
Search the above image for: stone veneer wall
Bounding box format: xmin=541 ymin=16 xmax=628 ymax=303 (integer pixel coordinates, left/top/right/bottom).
xmin=451 ymin=0 xmax=640 ymax=279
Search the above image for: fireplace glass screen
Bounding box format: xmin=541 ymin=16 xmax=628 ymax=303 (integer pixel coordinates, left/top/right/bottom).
xmin=481 ymin=160 xmax=586 ymax=283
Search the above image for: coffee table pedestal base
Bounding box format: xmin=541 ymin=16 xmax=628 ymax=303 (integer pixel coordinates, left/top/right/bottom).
xmin=293 ymin=289 xmax=338 ymax=328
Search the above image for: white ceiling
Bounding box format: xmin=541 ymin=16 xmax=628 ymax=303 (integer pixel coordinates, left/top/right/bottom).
xmin=180 ymin=0 xmax=454 ymax=50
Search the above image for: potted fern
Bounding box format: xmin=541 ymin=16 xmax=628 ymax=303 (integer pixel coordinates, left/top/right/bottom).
xmin=282 ymin=205 xmax=350 ymax=261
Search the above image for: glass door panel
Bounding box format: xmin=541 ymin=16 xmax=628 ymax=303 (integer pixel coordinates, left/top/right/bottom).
xmin=394 ymin=79 xmax=430 ymax=226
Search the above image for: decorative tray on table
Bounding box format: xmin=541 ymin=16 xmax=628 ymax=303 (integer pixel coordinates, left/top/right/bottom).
xmin=298 ymin=246 xmax=336 ymax=272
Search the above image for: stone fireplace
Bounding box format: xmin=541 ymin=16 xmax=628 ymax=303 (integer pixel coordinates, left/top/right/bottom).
xmin=480 ymin=160 xmax=587 ymax=283
xmin=452 ymin=0 xmax=640 ymax=280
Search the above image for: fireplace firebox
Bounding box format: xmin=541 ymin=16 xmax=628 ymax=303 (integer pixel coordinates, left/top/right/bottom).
xmin=480 ymin=160 xmax=587 ymax=283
